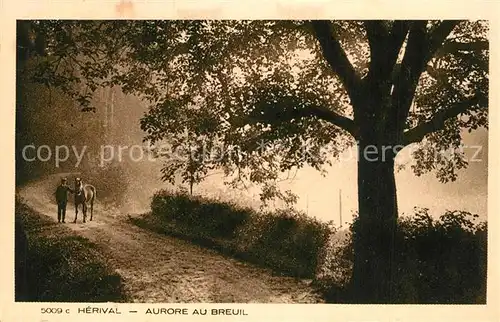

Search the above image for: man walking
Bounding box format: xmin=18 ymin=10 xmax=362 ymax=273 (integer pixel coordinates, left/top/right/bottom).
xmin=55 ymin=177 xmax=73 ymax=223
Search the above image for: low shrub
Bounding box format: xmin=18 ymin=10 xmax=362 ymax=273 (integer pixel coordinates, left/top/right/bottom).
xmin=395 ymin=208 xmax=487 ymax=303
xmin=150 ymin=189 xmax=252 ymax=239
xmin=316 ymin=208 xmax=487 ymax=304
xmin=143 ymin=189 xmax=331 ymax=278
xmin=236 ymin=208 xmax=332 ymax=277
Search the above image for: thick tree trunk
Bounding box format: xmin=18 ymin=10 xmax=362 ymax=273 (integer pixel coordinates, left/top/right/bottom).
xmin=350 ymin=139 xmax=399 ymax=303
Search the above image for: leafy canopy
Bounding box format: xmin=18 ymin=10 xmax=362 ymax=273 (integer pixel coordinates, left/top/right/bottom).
xmin=23 ymin=20 xmax=488 ymax=203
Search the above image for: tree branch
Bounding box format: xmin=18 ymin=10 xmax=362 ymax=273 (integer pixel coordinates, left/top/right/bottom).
xmin=390 ymin=21 xmax=461 ymax=136
xmin=424 ymin=63 xmax=442 ymax=80
xmin=403 ymin=94 xmax=487 ymax=145
xmin=390 ymin=21 xmax=428 ymax=132
xmin=311 ymin=20 xmax=362 ymax=101
xmin=364 ymin=21 xmax=389 ymax=79
xmin=425 ymin=20 xmax=461 ymax=62
xmin=301 ymin=105 xmax=358 ymax=138
xmin=248 ymin=99 xmax=358 ymax=139
xmin=387 ymin=21 xmax=411 ymax=71
xmin=364 ymin=21 xmax=410 ymax=82
xmin=439 ymin=39 xmax=489 ymax=54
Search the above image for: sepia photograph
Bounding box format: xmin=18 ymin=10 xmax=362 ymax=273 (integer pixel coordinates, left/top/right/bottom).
xmin=14 ymin=19 xmax=489 ymax=305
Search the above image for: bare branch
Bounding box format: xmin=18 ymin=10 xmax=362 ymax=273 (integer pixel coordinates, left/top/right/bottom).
xmin=311 ymin=20 xmax=362 ymax=100
xmin=403 ymin=95 xmax=487 ymax=145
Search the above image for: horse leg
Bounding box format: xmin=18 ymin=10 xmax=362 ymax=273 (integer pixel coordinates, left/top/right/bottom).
xmin=90 ymin=199 xmax=94 ymax=221
xmin=74 ymin=203 xmax=78 ymax=223
xmin=83 ymin=203 xmax=87 ymax=223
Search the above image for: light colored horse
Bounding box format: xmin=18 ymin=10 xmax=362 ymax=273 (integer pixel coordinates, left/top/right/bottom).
xmin=73 ymin=177 xmax=96 ymax=223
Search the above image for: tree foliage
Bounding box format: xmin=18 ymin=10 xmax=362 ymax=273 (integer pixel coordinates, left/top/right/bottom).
xmin=21 ymin=20 xmax=488 ymax=201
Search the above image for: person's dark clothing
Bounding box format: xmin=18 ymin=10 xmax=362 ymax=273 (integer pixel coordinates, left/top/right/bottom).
xmin=55 ymin=184 xmax=73 ymax=223
xmin=56 ymin=184 xmax=73 ymax=203
xmin=57 ymin=202 xmax=67 ymax=223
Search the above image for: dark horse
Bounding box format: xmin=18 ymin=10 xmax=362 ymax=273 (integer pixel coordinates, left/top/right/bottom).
xmin=73 ymin=177 xmax=96 ymax=223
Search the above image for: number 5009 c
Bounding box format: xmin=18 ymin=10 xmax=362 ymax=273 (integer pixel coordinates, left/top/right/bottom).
xmin=41 ymin=308 xmax=69 ymax=314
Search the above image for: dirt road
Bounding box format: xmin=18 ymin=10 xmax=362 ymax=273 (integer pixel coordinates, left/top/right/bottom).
xmin=17 ymin=174 xmax=324 ymax=303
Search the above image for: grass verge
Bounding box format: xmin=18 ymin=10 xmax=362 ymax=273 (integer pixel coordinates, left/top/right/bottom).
xmin=15 ymin=197 xmax=129 ymax=302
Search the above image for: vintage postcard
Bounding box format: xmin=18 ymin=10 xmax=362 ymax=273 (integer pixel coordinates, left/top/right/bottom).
xmin=1 ymin=1 xmax=499 ymax=321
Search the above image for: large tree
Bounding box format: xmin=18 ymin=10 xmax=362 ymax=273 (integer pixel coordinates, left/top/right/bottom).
xmin=20 ymin=20 xmax=489 ymax=303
